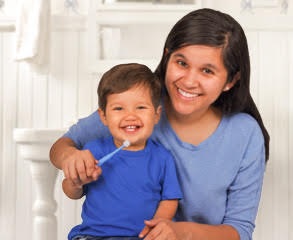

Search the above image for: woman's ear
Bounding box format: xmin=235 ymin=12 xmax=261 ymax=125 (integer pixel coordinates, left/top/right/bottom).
xmin=223 ymin=71 xmax=240 ymax=92
xmin=164 ymin=48 xmax=169 ymax=56
xmin=98 ymin=108 xmax=108 ymax=126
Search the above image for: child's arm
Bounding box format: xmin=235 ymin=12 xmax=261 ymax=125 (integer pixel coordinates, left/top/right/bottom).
xmin=62 ymin=178 xmax=84 ymax=199
xmin=62 ymin=162 xmax=102 ymax=199
xmin=139 ymin=199 xmax=178 ymax=238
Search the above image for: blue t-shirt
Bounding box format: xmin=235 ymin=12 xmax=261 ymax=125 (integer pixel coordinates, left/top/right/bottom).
xmin=64 ymin=109 xmax=265 ymax=240
xmin=68 ymin=137 xmax=182 ymax=239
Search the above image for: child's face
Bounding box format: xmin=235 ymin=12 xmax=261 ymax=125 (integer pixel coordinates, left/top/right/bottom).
xmin=98 ymin=85 xmax=161 ymax=151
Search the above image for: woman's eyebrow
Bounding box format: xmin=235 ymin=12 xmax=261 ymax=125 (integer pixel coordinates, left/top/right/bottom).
xmin=204 ymin=63 xmax=219 ymax=71
xmin=172 ymin=53 xmax=186 ymax=59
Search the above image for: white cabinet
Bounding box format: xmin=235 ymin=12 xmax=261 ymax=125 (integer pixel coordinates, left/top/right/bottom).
xmin=87 ymin=0 xmax=202 ymax=73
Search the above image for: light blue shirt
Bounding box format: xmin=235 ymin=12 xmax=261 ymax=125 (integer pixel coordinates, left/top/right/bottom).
xmin=64 ymin=109 xmax=265 ymax=240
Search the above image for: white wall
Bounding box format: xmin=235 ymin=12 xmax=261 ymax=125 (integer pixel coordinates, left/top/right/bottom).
xmin=0 ymin=0 xmax=293 ymax=239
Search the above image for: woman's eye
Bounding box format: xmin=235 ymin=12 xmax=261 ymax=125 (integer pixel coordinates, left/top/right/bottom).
xmin=177 ymin=60 xmax=187 ymax=67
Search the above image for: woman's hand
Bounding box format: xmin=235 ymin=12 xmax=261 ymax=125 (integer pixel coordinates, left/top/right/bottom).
xmin=142 ymin=219 xmax=178 ymax=240
xmin=61 ymin=148 xmax=102 ymax=188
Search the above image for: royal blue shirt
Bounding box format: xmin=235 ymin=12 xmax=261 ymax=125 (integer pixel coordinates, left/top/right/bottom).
xmin=68 ymin=137 xmax=182 ymax=239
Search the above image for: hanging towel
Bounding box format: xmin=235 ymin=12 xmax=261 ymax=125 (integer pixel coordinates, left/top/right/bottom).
xmin=14 ymin=0 xmax=50 ymax=73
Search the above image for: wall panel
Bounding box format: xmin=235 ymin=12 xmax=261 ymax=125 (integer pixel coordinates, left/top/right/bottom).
xmin=287 ymin=31 xmax=293 ymax=240
xmin=0 ymin=32 xmax=18 ymax=240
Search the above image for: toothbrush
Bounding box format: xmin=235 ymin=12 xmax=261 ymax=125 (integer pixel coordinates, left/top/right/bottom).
xmin=97 ymin=140 xmax=131 ymax=166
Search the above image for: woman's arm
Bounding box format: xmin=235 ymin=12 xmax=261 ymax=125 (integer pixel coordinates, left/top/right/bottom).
xmin=50 ymin=137 xmax=101 ymax=187
xmin=50 ymin=137 xmax=79 ymax=169
xmin=144 ymin=220 xmax=239 ymax=240
xmin=139 ymin=199 xmax=178 ymax=238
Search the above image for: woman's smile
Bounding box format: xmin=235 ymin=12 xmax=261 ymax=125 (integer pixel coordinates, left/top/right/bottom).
xmin=177 ymin=87 xmax=200 ymax=99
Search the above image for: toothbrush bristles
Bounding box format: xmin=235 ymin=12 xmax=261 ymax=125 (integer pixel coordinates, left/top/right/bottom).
xmin=123 ymin=140 xmax=130 ymax=147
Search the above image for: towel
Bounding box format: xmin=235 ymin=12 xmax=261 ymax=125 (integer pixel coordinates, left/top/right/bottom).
xmin=14 ymin=0 xmax=50 ymax=73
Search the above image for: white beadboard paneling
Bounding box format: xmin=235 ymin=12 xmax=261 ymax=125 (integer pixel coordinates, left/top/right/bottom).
xmin=62 ymin=31 xmax=79 ymax=127
xmin=17 ymin=64 xmax=33 ymax=127
xmin=270 ymin=32 xmax=290 ymax=240
xmin=0 ymin=32 xmax=3 ymax=238
xmin=0 ymin=32 xmax=18 ymax=240
xmin=246 ymin=31 xmax=260 ymax=104
xmin=48 ymin=32 xmax=64 ymax=128
xmin=15 ymin=63 xmax=34 ymax=240
xmin=257 ymin=32 xmax=275 ymax=240
xmin=32 ymin=73 xmax=49 ymax=128
xmin=77 ymin=31 xmax=96 ymax=117
xmin=256 ymin=31 xmax=291 ymax=240
xmin=288 ymin=32 xmax=293 ymax=240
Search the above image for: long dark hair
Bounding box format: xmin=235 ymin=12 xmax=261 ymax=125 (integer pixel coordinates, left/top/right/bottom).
xmin=155 ymin=8 xmax=270 ymax=161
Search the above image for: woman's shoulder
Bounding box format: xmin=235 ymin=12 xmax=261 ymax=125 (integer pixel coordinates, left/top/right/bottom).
xmin=226 ymin=112 xmax=259 ymax=127
xmin=225 ymin=112 xmax=264 ymax=139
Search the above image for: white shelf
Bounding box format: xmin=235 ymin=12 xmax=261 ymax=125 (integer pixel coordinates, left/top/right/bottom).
xmin=87 ymin=0 xmax=202 ymax=73
xmin=95 ymin=3 xmax=200 ymax=25
xmin=0 ymin=15 xmax=15 ymax=32
xmin=89 ymin=58 xmax=159 ymax=74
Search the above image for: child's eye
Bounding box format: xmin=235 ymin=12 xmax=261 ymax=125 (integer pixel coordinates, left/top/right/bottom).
xmin=113 ymin=107 xmax=123 ymax=111
xmin=202 ymin=68 xmax=213 ymax=74
xmin=137 ymin=106 xmax=147 ymax=110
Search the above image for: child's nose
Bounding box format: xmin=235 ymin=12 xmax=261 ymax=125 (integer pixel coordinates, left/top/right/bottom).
xmin=124 ymin=110 xmax=138 ymax=120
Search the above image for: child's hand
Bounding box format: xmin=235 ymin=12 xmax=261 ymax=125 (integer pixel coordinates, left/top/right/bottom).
xmin=139 ymin=224 xmax=152 ymax=239
xmin=62 ymin=149 xmax=102 ymax=187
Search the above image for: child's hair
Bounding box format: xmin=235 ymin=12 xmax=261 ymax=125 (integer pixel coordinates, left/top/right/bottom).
xmin=98 ymin=63 xmax=161 ymax=111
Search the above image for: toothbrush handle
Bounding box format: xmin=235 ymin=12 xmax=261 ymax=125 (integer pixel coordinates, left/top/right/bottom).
xmin=98 ymin=145 xmax=124 ymax=166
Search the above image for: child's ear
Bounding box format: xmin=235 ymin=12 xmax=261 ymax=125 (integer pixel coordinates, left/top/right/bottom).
xmin=154 ymin=105 xmax=162 ymax=124
xmin=98 ymin=108 xmax=108 ymax=126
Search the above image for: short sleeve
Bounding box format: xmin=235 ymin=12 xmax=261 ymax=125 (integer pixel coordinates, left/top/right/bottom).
xmin=63 ymin=111 xmax=110 ymax=149
xmin=161 ymin=150 xmax=183 ymax=201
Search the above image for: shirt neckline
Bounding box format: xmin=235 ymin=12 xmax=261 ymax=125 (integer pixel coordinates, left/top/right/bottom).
xmin=160 ymin=107 xmax=228 ymax=150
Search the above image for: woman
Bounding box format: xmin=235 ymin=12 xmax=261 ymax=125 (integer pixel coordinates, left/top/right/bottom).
xmin=50 ymin=8 xmax=269 ymax=240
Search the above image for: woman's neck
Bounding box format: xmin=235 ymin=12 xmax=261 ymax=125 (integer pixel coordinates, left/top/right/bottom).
xmin=165 ymin=99 xmax=222 ymax=145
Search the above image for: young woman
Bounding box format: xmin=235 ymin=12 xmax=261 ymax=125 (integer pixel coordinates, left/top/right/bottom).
xmin=50 ymin=8 xmax=270 ymax=240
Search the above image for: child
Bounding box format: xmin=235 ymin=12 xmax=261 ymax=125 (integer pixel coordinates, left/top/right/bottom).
xmin=62 ymin=63 xmax=182 ymax=240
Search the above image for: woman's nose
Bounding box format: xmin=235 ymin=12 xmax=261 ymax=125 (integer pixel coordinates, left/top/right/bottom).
xmin=184 ymin=69 xmax=200 ymax=88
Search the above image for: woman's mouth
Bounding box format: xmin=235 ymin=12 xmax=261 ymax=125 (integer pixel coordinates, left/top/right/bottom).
xmin=178 ymin=88 xmax=199 ymax=99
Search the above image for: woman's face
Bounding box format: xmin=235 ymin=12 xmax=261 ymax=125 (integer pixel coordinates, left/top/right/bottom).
xmin=165 ymin=45 xmax=235 ymax=117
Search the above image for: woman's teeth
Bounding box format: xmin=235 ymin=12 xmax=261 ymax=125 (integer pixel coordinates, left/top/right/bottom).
xmin=178 ymin=88 xmax=199 ymax=98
